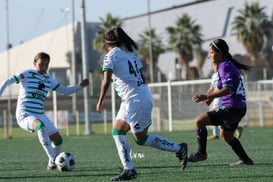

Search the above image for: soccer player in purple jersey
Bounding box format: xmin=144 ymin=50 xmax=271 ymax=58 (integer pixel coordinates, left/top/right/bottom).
xmin=189 ymin=39 xmax=253 ymax=166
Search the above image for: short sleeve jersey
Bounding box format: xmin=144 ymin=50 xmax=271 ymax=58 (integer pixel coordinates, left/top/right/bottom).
xmin=15 ymin=69 xmax=60 ymax=114
xmin=102 ymin=47 xmax=145 ymax=101
xmin=211 ymin=72 xmax=221 ymax=109
xmin=217 ymin=59 xmax=246 ymax=108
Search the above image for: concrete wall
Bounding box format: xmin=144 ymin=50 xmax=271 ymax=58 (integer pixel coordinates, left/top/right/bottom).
xmin=0 ymin=22 xmax=100 ymax=98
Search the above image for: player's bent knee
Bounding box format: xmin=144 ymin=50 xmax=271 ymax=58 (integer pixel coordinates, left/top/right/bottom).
xmin=135 ymin=135 xmax=148 ymax=145
xmin=112 ymin=128 xmax=126 ymax=135
xmin=52 ymin=136 xmax=63 ymax=146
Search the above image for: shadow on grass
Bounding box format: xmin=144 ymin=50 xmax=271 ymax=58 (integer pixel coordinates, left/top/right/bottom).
xmin=0 ymin=172 xmax=116 ymax=180
xmin=0 ymin=167 xmax=120 ymax=180
xmin=186 ymin=174 xmax=273 ymax=181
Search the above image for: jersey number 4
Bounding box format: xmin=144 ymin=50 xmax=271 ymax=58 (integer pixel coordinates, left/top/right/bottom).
xmin=236 ymin=80 xmax=245 ymax=96
xmin=128 ymin=60 xmax=139 ymax=76
xmin=128 ymin=60 xmax=144 ymax=86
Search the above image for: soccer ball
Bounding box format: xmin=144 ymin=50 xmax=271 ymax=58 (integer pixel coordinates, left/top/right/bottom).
xmin=55 ymin=152 xmax=75 ymax=172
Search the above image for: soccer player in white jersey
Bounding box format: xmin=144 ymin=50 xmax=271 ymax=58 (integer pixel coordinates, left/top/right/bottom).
xmin=206 ymin=63 xmax=221 ymax=140
xmin=96 ymin=27 xmax=188 ymax=181
xmin=0 ymin=52 xmax=89 ymax=170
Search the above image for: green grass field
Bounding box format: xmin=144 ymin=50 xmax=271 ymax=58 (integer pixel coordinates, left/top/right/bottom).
xmin=0 ymin=125 xmax=272 ymax=182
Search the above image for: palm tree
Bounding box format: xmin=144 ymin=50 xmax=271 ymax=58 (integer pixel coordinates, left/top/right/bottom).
xmin=65 ymin=50 xmax=82 ymax=73
xmin=232 ymin=1 xmax=273 ymax=66
xmin=138 ymin=28 xmax=165 ymax=82
xmin=194 ymin=45 xmax=207 ymax=78
xmin=166 ymin=14 xmax=203 ymax=80
xmin=93 ymin=13 xmax=122 ymax=54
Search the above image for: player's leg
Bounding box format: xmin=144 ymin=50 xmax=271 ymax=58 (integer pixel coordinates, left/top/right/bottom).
xmin=39 ymin=115 xmax=63 ymax=156
xmin=111 ymin=119 xmax=136 ymax=181
xmin=17 ymin=114 xmax=57 ymax=170
xmin=213 ymin=125 xmax=219 ymax=137
xmin=131 ymin=91 xmax=182 ymax=153
xmin=134 ymin=130 xmax=181 ymax=151
xmin=188 ymin=112 xmax=211 ymax=162
xmin=129 ymin=92 xmax=188 ymax=170
xmin=221 ymin=129 xmax=253 ymax=166
xmin=38 ymin=115 xmax=64 ymax=170
xmin=221 ymin=108 xmax=253 ymax=166
xmin=50 ymin=132 xmax=63 ymax=155
xmin=132 ymin=129 xmax=188 ymax=170
xmin=235 ymin=126 xmax=243 ymax=139
xmin=32 ymin=119 xmax=57 ymax=170
xmin=207 ymin=126 xmax=219 ymax=140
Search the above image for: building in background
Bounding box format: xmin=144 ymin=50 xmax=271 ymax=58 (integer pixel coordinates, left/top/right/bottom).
xmin=0 ymin=0 xmax=272 ymax=111
xmin=0 ymin=22 xmax=100 ymax=99
xmin=122 ymin=0 xmax=273 ymax=80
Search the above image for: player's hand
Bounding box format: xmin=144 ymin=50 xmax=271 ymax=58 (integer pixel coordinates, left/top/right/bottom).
xmin=205 ymin=98 xmax=213 ymax=106
xmin=192 ymin=94 xmax=207 ymax=103
xmin=80 ymin=79 xmax=89 ymax=87
xmin=96 ymin=102 xmax=102 ymax=113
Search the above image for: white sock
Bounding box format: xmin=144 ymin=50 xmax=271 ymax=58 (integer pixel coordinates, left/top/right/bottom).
xmin=142 ymin=134 xmax=180 ymax=152
xmin=112 ymin=135 xmax=133 ymax=170
xmin=37 ymin=127 xmax=56 ymax=161
xmin=52 ymin=143 xmax=61 ymax=156
xmin=212 ymin=126 xmax=219 ymax=136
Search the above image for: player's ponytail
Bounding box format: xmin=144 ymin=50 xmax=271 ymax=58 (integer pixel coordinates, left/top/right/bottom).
xmin=104 ymin=27 xmax=138 ymax=52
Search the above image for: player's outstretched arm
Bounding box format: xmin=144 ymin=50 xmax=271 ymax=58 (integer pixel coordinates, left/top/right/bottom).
xmin=56 ymin=79 xmax=89 ymax=95
xmin=0 ymin=77 xmax=17 ymax=96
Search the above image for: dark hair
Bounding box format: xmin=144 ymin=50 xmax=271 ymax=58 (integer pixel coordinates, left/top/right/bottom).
xmin=103 ymin=27 xmax=138 ymax=52
xmin=34 ymin=52 xmax=50 ymax=63
xmin=209 ymin=39 xmax=251 ymax=73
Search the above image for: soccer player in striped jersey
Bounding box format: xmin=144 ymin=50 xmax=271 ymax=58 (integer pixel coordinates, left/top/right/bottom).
xmin=96 ymin=27 xmax=188 ymax=181
xmin=0 ymin=52 xmax=89 ymax=170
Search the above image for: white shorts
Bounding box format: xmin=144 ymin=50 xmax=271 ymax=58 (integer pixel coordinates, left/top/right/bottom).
xmin=116 ymin=91 xmax=153 ymax=133
xmin=16 ymin=110 xmax=57 ymax=135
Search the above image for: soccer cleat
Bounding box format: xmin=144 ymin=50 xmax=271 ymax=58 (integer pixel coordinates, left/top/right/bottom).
xmin=111 ymin=169 xmax=137 ymax=181
xmin=229 ymin=159 xmax=254 ymax=167
xmin=188 ymin=151 xmax=207 ymax=162
xmin=235 ymin=127 xmax=243 ymax=139
xmin=175 ymin=143 xmax=188 ymax=170
xmin=207 ymin=135 xmax=219 ymax=140
xmin=47 ymin=158 xmax=57 ymax=171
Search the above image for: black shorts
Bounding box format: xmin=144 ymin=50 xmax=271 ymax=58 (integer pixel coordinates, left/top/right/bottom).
xmin=207 ymin=107 xmax=246 ymax=132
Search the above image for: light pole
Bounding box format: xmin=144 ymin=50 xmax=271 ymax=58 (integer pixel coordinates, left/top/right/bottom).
xmin=71 ymin=0 xmax=77 ymax=116
xmin=147 ymin=0 xmax=154 ymax=83
xmin=61 ymin=2 xmax=78 ymax=125
xmin=80 ymin=0 xmax=92 ymax=135
xmin=5 ymin=0 xmax=12 ymax=139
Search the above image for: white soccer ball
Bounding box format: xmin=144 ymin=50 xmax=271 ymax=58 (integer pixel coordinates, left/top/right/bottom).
xmin=55 ymin=152 xmax=75 ymax=172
